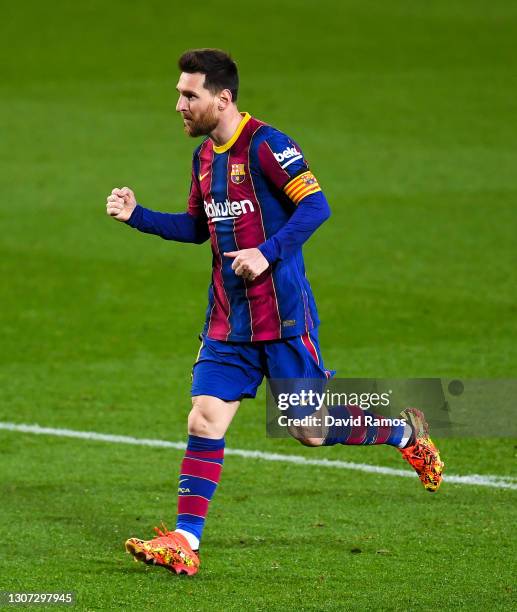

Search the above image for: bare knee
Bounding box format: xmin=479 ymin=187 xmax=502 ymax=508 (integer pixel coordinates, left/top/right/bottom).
xmin=188 ymin=406 xmax=212 ymax=437
xmin=187 ymin=395 xmax=239 ymax=438
xmin=297 ymin=436 xmax=325 ymax=447
xmin=287 ymin=425 xmax=324 ymax=447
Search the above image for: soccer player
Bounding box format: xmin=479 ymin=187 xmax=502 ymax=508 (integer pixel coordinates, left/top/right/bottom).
xmin=106 ymin=49 xmax=444 ymax=576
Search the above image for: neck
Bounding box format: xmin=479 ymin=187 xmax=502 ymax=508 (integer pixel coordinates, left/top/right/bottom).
xmin=210 ymin=107 xmax=244 ymax=147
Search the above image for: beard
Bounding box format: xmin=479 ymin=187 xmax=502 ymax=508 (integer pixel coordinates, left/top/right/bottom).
xmin=183 ymin=102 xmax=219 ymax=137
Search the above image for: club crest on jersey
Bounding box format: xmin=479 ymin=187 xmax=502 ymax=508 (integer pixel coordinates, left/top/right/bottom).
xmin=230 ymin=163 xmax=246 ymax=184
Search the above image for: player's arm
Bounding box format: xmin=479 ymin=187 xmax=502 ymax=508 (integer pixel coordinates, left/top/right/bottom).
xmin=224 ymin=188 xmax=329 ymax=277
xmin=106 ymin=160 xmax=210 ymax=244
xmin=126 ymin=203 xmax=209 ymax=244
xmin=257 ymin=186 xmax=330 ymax=263
xmin=224 ymin=135 xmax=330 ymax=279
xmin=256 ymin=134 xmax=330 ymax=263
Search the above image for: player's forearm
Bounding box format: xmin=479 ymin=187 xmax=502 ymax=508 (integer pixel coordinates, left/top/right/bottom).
xmin=125 ymin=205 xmax=209 ymax=244
xmin=258 ymin=191 xmax=331 ymax=263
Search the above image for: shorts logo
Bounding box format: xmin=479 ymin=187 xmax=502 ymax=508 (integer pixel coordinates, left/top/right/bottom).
xmin=204 ymin=197 xmax=255 ymax=222
xmin=230 ymin=163 xmax=246 ymax=184
xmin=273 ymin=145 xmax=303 ymax=169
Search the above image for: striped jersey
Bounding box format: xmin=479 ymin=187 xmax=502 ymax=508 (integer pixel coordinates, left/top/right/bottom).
xmin=188 ymin=112 xmax=327 ymax=342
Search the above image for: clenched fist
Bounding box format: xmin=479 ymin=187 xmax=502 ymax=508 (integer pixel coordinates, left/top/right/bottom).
xmin=106 ymin=186 xmax=137 ymax=222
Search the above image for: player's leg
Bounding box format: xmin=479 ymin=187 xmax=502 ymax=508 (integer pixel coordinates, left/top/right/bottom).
xmin=265 ymin=328 xmax=444 ymax=491
xmin=174 ymin=394 xmax=239 ymax=553
xmin=126 ymin=335 xmax=263 ymax=575
xmin=125 ymin=394 xmax=238 ymax=575
xmin=265 ymin=327 xmax=333 ymax=447
xmin=188 ymin=393 xmax=239 ymax=438
xmin=267 ymin=327 xmax=408 ymax=450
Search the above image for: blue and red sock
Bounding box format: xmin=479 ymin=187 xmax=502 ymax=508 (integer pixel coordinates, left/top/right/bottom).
xmin=175 ymin=435 xmax=224 ymax=550
xmin=323 ymin=405 xmax=410 ymax=447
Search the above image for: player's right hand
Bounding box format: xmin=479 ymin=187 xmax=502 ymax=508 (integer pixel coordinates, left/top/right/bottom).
xmin=106 ymin=186 xmax=137 ymax=222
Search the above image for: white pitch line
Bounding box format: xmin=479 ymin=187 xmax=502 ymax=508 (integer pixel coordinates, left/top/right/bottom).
xmin=1 ymin=421 xmax=516 ymax=490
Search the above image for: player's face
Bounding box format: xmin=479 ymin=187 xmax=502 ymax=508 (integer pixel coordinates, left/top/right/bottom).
xmin=176 ymin=72 xmax=219 ymax=137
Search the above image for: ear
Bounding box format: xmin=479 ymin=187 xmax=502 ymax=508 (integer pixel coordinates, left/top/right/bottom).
xmin=217 ymin=88 xmax=233 ymax=110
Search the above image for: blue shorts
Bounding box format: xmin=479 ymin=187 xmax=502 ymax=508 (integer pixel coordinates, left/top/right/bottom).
xmin=191 ymin=328 xmax=334 ymax=401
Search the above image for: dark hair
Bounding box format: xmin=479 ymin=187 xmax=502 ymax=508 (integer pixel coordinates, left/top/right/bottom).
xmin=178 ymin=48 xmax=239 ymax=102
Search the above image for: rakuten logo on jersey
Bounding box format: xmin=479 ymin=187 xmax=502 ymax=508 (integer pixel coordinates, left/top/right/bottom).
xmin=273 ymin=145 xmax=303 ymax=168
xmin=204 ymin=198 xmax=255 ymax=222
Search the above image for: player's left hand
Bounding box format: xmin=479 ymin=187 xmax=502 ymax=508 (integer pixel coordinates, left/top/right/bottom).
xmin=224 ymin=248 xmax=269 ymax=281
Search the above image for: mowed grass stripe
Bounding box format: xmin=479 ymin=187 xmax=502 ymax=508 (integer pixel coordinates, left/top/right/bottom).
xmin=1 ymin=421 xmax=515 ymax=490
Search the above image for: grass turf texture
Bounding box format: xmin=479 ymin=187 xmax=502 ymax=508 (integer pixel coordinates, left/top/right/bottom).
xmin=1 ymin=0 xmax=516 ymax=609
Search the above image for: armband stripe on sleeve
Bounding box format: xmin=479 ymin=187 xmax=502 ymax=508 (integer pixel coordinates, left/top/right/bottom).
xmin=284 ymin=171 xmax=321 ymax=204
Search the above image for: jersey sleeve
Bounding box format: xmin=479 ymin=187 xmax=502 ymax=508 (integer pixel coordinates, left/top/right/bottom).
xmin=257 ymin=131 xmax=322 ymax=204
xmin=124 ymin=148 xmax=210 ymax=244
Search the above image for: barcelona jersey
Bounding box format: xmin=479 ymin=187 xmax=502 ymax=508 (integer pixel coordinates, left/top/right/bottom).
xmin=187 ymin=112 xmax=328 ymax=342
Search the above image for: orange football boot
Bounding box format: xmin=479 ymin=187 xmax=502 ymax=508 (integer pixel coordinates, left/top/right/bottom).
xmin=125 ymin=525 xmax=200 ymax=576
xmin=399 ymin=407 xmax=444 ymax=493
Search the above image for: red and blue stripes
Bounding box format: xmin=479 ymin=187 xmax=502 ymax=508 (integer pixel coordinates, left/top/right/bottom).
xmin=176 ymin=435 xmax=225 ymax=542
xmin=201 ymin=119 xmax=283 ymax=341
xmin=195 ymin=116 xmax=323 ymax=342
xmin=227 ymin=123 xmax=282 ymax=340
xmin=323 ymin=405 xmax=405 ymax=447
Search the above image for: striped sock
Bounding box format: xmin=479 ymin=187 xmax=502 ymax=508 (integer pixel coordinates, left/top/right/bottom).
xmin=323 ymin=405 xmax=406 ymax=447
xmin=175 ymin=435 xmax=224 ymax=549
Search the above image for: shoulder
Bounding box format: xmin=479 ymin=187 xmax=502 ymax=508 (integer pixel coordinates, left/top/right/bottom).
xmin=249 ymin=120 xmax=307 ymax=180
xmin=246 ymin=119 xmax=308 ymax=187
xmin=247 ymin=118 xmax=297 ymax=147
xmin=252 ymin=122 xmax=304 ymax=165
xmin=247 ymin=118 xmax=302 ymax=161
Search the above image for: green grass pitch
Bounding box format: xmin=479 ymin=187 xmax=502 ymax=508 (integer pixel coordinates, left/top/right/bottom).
xmin=1 ymin=1 xmax=516 ymax=609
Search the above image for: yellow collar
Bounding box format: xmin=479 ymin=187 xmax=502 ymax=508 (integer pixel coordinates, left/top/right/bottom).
xmin=212 ymin=112 xmax=251 ymax=153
